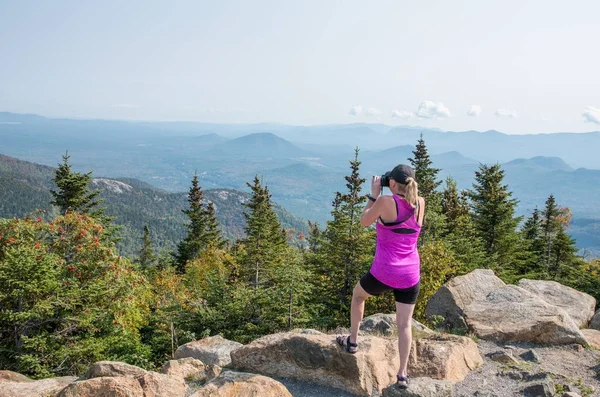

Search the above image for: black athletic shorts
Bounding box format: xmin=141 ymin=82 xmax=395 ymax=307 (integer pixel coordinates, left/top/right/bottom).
xmin=359 ymin=272 xmax=420 ymax=304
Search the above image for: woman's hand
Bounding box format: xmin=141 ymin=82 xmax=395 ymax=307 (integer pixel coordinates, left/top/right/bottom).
xmin=371 ymin=175 xmax=382 ymax=198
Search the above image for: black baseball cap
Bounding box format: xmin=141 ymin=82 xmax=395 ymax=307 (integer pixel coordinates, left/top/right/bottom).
xmin=388 ymin=164 xmax=415 ymax=184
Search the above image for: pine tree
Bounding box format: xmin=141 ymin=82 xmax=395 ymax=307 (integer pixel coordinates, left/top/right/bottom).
xmin=267 ymin=247 xmax=313 ymax=330
xmin=312 ymin=148 xmax=375 ymax=326
xmin=239 ymin=176 xmax=287 ymax=288
xmin=408 ymin=134 xmax=446 ymax=244
xmin=520 ymin=208 xmax=546 ymax=276
xmin=409 ymin=133 xmax=442 ymax=201
xmin=50 ymin=152 xmax=107 ymax=220
xmin=541 ymin=194 xmax=561 ymax=268
xmin=440 ymin=177 xmax=485 ymax=272
xmin=469 ymin=163 xmax=522 ymax=270
xmin=228 ymin=176 xmax=290 ymax=338
xmin=139 ymin=226 xmax=157 ymax=268
xmin=175 ymin=173 xmax=224 ymax=271
xmin=550 ymin=229 xmax=578 ymax=278
xmin=441 ymin=177 xmax=469 ymax=235
xmin=205 ymin=202 xmax=226 ymax=249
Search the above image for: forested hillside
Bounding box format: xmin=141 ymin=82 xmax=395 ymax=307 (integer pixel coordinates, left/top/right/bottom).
xmin=0 ymin=154 xmax=308 ymax=256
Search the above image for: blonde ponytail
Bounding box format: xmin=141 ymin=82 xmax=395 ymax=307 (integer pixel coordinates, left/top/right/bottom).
xmin=404 ymin=177 xmax=419 ymax=207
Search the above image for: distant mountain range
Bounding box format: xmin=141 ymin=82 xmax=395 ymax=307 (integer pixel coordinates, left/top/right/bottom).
xmin=0 ymin=154 xmax=308 ymax=257
xmin=1 ymin=112 xmax=599 ymax=255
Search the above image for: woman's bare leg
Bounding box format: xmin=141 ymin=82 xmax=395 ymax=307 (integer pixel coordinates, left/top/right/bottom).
xmin=350 ymin=282 xmax=372 ymax=344
xmin=395 ymin=302 xmax=416 ymax=377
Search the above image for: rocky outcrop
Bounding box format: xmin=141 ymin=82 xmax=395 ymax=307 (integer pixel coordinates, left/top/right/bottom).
xmin=231 ymin=331 xmax=398 ymax=396
xmin=189 ymin=371 xmax=292 ymax=397
xmin=382 ymin=377 xmax=454 ymax=397
xmin=161 ymin=357 xmax=207 ymax=381
xmin=175 ymin=335 xmax=243 ymax=366
xmin=84 ymin=361 xmax=148 ymax=379
xmin=463 ymin=285 xmax=587 ymax=345
xmin=425 ymin=269 xmax=506 ymax=330
xmin=0 ymin=376 xmax=77 ymax=397
xmin=518 ymin=279 xmax=596 ymax=328
xmin=137 ymin=371 xmax=187 ymax=397
xmin=0 ymin=370 xmax=32 ymax=382
xmin=57 ymin=377 xmax=144 ymax=397
xmin=409 ymin=333 xmax=482 ymax=382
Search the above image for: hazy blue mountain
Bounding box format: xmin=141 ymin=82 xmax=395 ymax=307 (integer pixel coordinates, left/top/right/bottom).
xmin=503 ymin=156 xmax=573 ymax=173
xmin=206 ymin=132 xmax=310 ymax=159
xmin=385 ymin=127 xmax=600 ymax=170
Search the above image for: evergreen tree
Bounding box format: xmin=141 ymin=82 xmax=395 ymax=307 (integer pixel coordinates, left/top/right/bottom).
xmin=239 ymin=176 xmax=287 ymax=288
xmin=541 ymin=194 xmax=561 ymax=268
xmin=50 ymin=152 xmax=109 ymax=224
xmin=441 ymin=177 xmax=469 ymax=235
xmin=440 ymin=177 xmax=485 ymax=272
xmin=469 ymin=163 xmax=523 ymax=270
xmin=409 ymin=133 xmax=442 ymax=201
xmin=306 ymin=221 xmax=323 ymax=253
xmin=139 ymin=226 xmax=157 ymax=268
xmin=205 ymin=202 xmax=226 ymax=249
xmin=312 ymin=148 xmax=375 ymax=326
xmin=550 ymin=228 xmax=578 ymax=278
xmin=175 ymin=173 xmax=223 ymax=271
xmin=408 ymin=134 xmax=445 ymax=244
xmin=267 ymin=247 xmax=313 ymax=330
xmin=520 ymin=208 xmax=546 ymax=276
xmin=227 ymin=176 xmax=290 ymax=339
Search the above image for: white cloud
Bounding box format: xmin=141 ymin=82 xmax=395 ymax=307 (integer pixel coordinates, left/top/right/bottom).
xmin=112 ymin=104 xmax=140 ymax=109
xmin=467 ymin=105 xmax=482 ymax=117
xmin=365 ymin=107 xmax=382 ymax=117
xmin=391 ymin=109 xmax=413 ymax=119
xmin=495 ymin=108 xmax=518 ymax=118
xmin=582 ymin=106 xmax=600 ymax=125
xmin=415 ymin=101 xmax=451 ymax=119
xmin=349 ymin=105 xmax=363 ymax=116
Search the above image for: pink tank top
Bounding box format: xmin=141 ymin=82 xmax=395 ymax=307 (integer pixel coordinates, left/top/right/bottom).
xmin=370 ymin=195 xmax=421 ymax=289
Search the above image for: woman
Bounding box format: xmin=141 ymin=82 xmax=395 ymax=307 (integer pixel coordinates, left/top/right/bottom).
xmin=336 ymin=164 xmax=424 ymax=389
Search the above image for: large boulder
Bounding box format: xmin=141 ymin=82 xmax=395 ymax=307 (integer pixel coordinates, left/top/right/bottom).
xmin=161 ymin=357 xmax=207 ymax=381
xmin=175 ymin=335 xmax=243 ymax=366
xmin=137 ymin=371 xmax=187 ymax=397
xmin=360 ymin=313 xmax=397 ymax=335
xmin=58 ymin=376 xmax=144 ymax=397
xmin=360 ymin=314 xmax=434 ymax=337
xmin=231 ymin=331 xmax=398 ymax=396
xmin=0 ymin=376 xmax=77 ymax=397
xmin=84 ymin=361 xmax=148 ymax=379
xmin=581 ymin=329 xmax=600 ymax=349
xmin=518 ymin=279 xmax=596 ymax=328
xmin=588 ymin=309 xmax=600 ymax=330
xmin=382 ymin=377 xmax=454 ymax=397
xmin=0 ymin=370 xmax=32 ymax=382
xmin=463 ymin=285 xmax=587 ymax=345
xmin=189 ymin=371 xmax=292 ymax=397
xmin=409 ymin=333 xmax=482 ymax=382
xmin=425 ymin=269 xmax=505 ymax=330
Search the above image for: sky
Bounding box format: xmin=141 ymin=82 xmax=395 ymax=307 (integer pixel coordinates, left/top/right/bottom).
xmin=1 ymin=0 xmax=599 ymax=134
